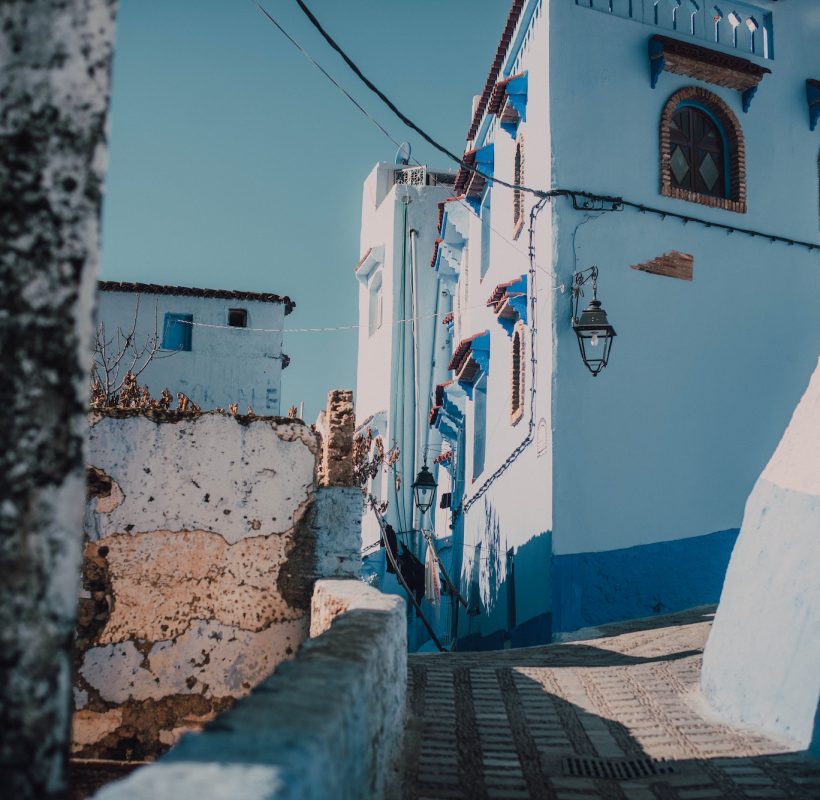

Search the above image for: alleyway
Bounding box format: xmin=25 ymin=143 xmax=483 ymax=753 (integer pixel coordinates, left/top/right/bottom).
xmin=401 ymin=608 xmax=820 ymax=800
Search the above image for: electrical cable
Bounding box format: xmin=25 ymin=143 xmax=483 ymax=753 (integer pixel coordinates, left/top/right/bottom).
xmin=253 ymin=2 xmax=405 ymax=153
xmin=284 ymin=0 xmax=551 ymax=199
xmin=254 ymin=0 xmax=819 ymax=252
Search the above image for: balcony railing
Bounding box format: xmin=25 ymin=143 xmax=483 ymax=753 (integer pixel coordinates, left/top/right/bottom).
xmin=574 ymin=0 xmax=774 ymax=60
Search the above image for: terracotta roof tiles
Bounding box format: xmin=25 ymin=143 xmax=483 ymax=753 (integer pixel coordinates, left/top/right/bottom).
xmin=98 ymin=281 xmax=295 ymax=315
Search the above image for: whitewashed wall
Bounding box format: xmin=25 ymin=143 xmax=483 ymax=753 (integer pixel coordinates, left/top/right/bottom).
xmin=74 ymin=412 xmax=323 ymax=759
xmin=97 ymin=290 xmax=286 ymax=414
xmin=701 ymin=359 xmax=820 ymax=753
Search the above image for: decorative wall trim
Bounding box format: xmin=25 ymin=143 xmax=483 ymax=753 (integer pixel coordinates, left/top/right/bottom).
xmin=649 ymin=35 xmax=770 ymax=112
xmin=660 ymin=87 xmax=747 ymax=214
xmin=487 ymin=275 xmax=528 ymax=336
xmin=488 ymin=72 xmax=528 ymax=138
xmin=631 ymin=251 xmax=694 ymax=281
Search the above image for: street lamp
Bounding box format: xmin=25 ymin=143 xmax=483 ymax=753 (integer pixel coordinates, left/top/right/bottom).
xmin=571 ymin=266 xmax=616 ymax=377
xmin=412 ymin=464 xmax=437 ymax=515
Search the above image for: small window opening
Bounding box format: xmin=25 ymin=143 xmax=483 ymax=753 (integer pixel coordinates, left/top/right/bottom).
xmin=162 ymin=313 xmax=193 ymax=351
xmin=511 ymin=324 xmax=525 ymax=425
xmin=513 ymin=137 xmax=524 ymax=234
xmin=228 ymin=308 xmax=248 ymax=328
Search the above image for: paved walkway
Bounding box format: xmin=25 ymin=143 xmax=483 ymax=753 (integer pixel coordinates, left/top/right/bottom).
xmin=401 ymin=607 xmax=820 ymax=800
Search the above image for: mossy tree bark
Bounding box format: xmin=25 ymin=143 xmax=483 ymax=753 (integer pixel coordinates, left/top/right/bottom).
xmin=0 ymin=2 xmax=117 ymax=797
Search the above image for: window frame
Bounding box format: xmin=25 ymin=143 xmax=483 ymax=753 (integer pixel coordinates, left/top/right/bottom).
xmin=660 ymin=87 xmax=747 ymax=214
xmin=510 ymin=321 xmax=526 ymax=426
xmin=161 ymin=312 xmax=193 ymax=352
xmin=227 ymin=308 xmax=248 ymax=328
xmin=512 ymin=135 xmax=525 ymax=238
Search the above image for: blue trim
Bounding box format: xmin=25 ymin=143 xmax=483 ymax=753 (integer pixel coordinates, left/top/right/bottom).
xmin=493 ymin=275 xmax=528 ymax=336
xmin=552 ymin=528 xmax=740 ymax=633
xmin=649 ymin=37 xmax=665 ymax=89
xmin=161 ymin=313 xmax=193 ymax=351
xmin=499 ymin=73 xmax=528 ymax=138
xmin=475 ymin=0 xmax=540 ymax=147
xmin=807 ymin=80 xmax=820 ymax=132
xmin=741 ymin=85 xmax=758 ymax=114
xmin=458 ymin=331 xmax=490 ymax=399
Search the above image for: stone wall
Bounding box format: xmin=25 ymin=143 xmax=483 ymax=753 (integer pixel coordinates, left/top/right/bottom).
xmin=701 ymin=359 xmax=820 ymax=753
xmin=73 ymin=407 xmax=360 ymax=760
xmin=91 ymin=580 xmax=406 ymax=800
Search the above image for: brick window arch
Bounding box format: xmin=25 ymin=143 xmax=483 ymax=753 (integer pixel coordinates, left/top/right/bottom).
xmin=512 ymin=135 xmax=525 ymax=236
xmin=660 ymin=87 xmax=746 ymax=214
xmin=510 ymin=321 xmax=525 ymax=425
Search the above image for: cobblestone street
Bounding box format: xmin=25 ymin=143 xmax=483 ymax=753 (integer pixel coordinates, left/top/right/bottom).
xmin=401 ymin=608 xmax=820 ymax=800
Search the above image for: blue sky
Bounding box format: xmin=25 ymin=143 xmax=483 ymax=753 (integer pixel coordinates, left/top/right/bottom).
xmin=101 ymin=0 xmax=510 ymax=419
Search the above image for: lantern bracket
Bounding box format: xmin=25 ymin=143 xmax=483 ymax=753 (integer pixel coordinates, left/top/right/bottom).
xmin=570 ymin=265 xmax=599 ymax=324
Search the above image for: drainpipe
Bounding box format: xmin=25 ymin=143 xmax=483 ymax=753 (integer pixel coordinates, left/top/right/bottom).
xmin=409 ymin=227 xmax=421 ymax=537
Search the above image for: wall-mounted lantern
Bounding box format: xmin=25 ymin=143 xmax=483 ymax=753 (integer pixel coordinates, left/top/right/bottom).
xmin=412 ymin=464 xmax=437 ymax=515
xmin=571 ymin=266 xmax=616 ymax=377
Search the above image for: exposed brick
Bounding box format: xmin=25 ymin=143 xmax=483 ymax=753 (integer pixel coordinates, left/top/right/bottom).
xmin=631 ymin=251 xmax=694 ymax=281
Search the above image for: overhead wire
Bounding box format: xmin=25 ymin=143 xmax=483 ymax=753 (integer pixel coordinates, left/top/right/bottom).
xmin=253 ymin=2 xmax=405 ymax=153
xmin=255 ymin=0 xmax=820 ymax=253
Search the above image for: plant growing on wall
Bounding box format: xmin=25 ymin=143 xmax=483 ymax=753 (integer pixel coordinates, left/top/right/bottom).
xmin=352 ymin=428 xmax=399 ymax=512
xmin=90 ymin=295 xmax=162 ymax=406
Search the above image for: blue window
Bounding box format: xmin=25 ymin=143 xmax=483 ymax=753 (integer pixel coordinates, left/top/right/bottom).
xmin=162 ymin=313 xmax=193 ymax=351
xmin=480 ymin=191 xmax=491 ymax=279
xmin=472 ymin=375 xmax=487 ymax=480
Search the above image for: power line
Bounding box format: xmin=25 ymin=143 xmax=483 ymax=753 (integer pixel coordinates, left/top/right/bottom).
xmin=283 ymin=0 xmax=549 ymax=198
xmin=253 ymin=2 xmax=404 ymax=152
xmin=268 ymin=0 xmax=819 ymax=253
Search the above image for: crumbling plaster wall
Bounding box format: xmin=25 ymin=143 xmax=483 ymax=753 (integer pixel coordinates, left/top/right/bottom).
xmin=92 ymin=580 xmax=407 ymax=800
xmin=74 ymin=411 xmax=328 ymax=759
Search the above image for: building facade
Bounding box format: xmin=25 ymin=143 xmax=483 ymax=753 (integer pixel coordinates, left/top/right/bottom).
xmin=358 ymin=0 xmax=820 ymax=650
xmin=97 ymin=282 xmax=294 ymax=414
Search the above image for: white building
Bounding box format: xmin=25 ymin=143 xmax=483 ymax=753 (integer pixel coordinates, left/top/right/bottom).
xmin=358 ymin=0 xmax=820 ymax=651
xmin=97 ymin=282 xmax=294 ymax=413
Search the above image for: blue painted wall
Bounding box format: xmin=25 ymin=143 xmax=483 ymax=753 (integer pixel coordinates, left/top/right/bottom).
xmin=547 ymin=0 xmax=820 ymax=628
xmin=552 ymin=528 xmax=738 ymax=632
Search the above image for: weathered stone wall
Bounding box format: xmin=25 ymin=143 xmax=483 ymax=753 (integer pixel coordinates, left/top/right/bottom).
xmin=320 ymin=389 xmax=355 ymax=487
xmin=91 ymin=580 xmax=407 ymax=800
xmin=74 ymin=411 xmax=325 ymax=759
xmin=0 ymin=2 xmax=117 ymax=798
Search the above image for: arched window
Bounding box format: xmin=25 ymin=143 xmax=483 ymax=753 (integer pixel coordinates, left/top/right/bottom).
xmin=512 ymin=135 xmax=524 ymax=235
xmin=510 ymin=321 xmax=525 ymax=425
xmin=660 ymin=87 xmax=746 ymax=214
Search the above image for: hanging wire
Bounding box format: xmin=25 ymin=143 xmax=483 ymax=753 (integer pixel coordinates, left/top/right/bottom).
xmin=253 ymin=1 xmax=820 ymax=252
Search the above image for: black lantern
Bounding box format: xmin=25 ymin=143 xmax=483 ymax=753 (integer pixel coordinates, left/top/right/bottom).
xmin=412 ymin=464 xmax=437 ymax=515
xmin=571 ymin=266 xmax=616 ymax=377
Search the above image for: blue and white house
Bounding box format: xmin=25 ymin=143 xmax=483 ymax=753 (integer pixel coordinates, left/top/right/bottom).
xmin=97 ymin=282 xmax=294 ymax=413
xmin=357 ymin=0 xmax=820 ymax=650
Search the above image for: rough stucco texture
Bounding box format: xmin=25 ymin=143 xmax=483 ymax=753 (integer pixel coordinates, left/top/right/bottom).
xmin=701 ymin=358 xmax=820 ymax=752
xmin=0 ymin=2 xmax=117 ymax=798
xmin=74 ymin=412 xmax=322 ymax=759
xmin=92 ymin=580 xmax=407 ymax=800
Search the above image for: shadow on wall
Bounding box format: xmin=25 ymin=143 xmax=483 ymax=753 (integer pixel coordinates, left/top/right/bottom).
xmin=455 ymin=527 xmax=553 ymax=652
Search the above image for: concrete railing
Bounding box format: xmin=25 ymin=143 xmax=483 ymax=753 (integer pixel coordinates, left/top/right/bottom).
xmin=94 ymin=580 xmax=407 ymax=800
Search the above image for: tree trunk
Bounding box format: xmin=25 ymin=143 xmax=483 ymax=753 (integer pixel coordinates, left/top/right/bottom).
xmin=0 ymin=2 xmax=117 ymax=798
